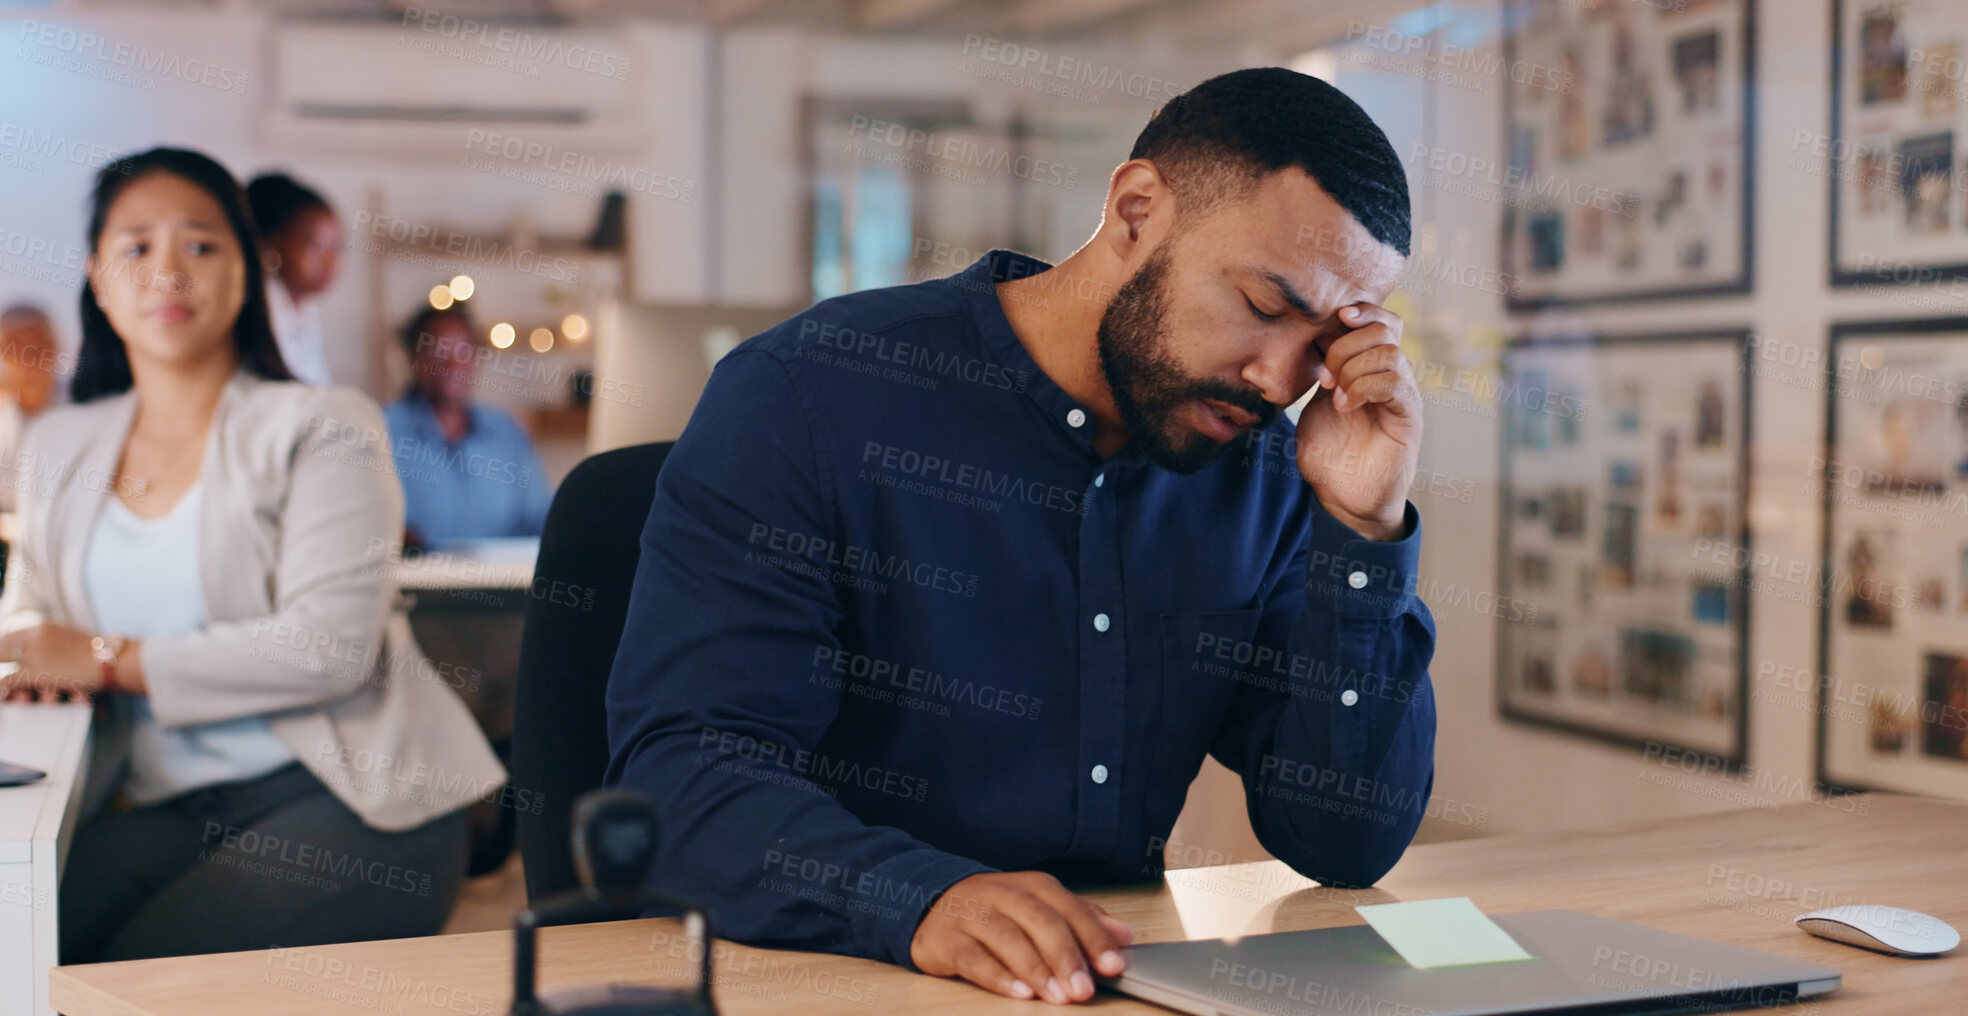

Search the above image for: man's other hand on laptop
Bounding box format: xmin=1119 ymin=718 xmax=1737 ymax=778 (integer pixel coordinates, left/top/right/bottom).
xmin=911 ymin=871 xmax=1134 ymax=1004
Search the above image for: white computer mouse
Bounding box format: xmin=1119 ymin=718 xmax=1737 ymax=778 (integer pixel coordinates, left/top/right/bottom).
xmin=1795 ymin=904 xmax=1960 ymax=957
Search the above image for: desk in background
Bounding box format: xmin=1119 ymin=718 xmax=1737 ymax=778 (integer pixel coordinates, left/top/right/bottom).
xmin=392 ymin=538 xmax=539 ymax=874
xmin=391 ymin=538 xmax=539 ymax=746
xmin=0 ymin=703 xmax=91 ymax=1016
xmin=51 ymin=794 xmax=1968 ymax=1015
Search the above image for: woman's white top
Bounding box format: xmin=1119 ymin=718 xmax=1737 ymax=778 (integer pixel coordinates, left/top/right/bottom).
xmin=81 ymin=480 xmax=295 ymax=804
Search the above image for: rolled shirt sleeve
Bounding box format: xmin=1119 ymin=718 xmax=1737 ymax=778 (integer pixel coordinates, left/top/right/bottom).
xmin=1209 ymin=497 xmax=1438 ymax=888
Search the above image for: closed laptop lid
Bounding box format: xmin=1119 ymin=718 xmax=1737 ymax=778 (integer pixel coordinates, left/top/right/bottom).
xmin=1112 ymin=909 xmax=1840 ymax=1016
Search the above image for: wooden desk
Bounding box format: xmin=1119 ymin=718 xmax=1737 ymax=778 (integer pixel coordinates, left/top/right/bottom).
xmin=51 ymin=794 xmax=1967 ymax=1015
xmin=0 ymin=703 xmax=92 ymax=1016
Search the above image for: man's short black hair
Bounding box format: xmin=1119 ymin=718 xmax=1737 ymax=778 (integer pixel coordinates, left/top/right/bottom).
xmin=1129 ymin=67 xmax=1411 ymax=257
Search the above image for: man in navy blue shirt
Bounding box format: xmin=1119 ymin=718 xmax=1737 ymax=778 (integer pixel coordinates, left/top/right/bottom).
xmin=607 ymin=67 xmax=1435 ymax=1005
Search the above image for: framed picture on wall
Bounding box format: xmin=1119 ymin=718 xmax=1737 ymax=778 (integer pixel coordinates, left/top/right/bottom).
xmin=1818 ymin=319 xmax=1968 ymax=800
xmin=1499 ymin=0 xmax=1756 ymax=308
xmin=1498 ymin=330 xmax=1752 ymax=763
xmin=1828 ymin=1 xmax=1968 ymax=286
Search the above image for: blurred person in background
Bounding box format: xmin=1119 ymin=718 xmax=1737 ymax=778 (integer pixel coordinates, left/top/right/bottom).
xmin=0 ymin=304 xmax=63 ymax=512
xmin=246 ymin=172 xmax=342 ymax=385
xmin=0 ymin=147 xmax=502 ymax=962
xmin=383 ymin=305 xmax=551 ymax=549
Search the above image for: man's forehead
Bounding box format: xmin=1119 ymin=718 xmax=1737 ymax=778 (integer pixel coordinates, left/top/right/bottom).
xmin=1228 ymin=170 xmax=1406 ymax=302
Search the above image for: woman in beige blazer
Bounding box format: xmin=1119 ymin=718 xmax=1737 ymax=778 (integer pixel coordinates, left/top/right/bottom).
xmin=0 ymin=148 xmax=505 ymax=962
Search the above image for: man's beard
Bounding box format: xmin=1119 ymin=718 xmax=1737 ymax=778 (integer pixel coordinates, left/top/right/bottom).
xmin=1096 ymin=242 xmax=1277 ymax=475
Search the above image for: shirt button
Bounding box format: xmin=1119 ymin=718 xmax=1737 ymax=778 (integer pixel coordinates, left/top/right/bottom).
xmin=1093 ymin=613 xmax=1111 ymax=632
xmin=1091 ymin=764 xmax=1109 ymax=784
xmin=1094 ymin=473 xmax=1105 ymax=487
xmin=1066 ymin=408 xmax=1087 ymax=428
xmin=1341 ymin=689 xmax=1360 ymax=707
xmin=1347 ymin=570 xmax=1368 ymax=589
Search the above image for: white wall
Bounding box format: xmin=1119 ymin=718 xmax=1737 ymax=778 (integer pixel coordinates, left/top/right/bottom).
xmin=1378 ymin=0 xmax=1946 ymax=835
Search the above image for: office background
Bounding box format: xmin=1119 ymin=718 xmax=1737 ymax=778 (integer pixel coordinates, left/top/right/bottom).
xmin=1 ymin=0 xmax=1963 ymax=907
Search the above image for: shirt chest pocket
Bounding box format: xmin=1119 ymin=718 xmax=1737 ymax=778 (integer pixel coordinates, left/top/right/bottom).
xmin=1149 ymin=609 xmax=1265 ymax=816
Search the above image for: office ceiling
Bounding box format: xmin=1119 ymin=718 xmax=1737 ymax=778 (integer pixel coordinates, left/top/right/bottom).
xmin=71 ymin=0 xmax=1388 ymax=53
xmin=164 ymin=0 xmax=1185 ymax=34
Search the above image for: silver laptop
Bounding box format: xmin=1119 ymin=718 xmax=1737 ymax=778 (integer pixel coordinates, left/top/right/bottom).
xmin=1110 ymin=909 xmax=1840 ymax=1016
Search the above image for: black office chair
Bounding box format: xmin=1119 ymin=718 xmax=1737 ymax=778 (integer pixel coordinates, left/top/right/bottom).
xmin=512 ymin=441 xmax=673 ymax=903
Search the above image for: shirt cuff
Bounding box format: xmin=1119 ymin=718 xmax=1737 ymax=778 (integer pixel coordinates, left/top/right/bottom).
xmin=1304 ymin=500 xmax=1423 ymax=621
xmin=861 ymin=847 xmax=998 ymax=970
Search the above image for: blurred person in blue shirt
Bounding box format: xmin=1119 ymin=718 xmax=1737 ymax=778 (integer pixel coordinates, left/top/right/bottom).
xmin=383 ymin=306 xmax=551 ymax=548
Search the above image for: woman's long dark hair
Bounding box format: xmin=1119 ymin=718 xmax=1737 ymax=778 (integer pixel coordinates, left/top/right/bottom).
xmin=73 ymin=147 xmax=294 ymax=403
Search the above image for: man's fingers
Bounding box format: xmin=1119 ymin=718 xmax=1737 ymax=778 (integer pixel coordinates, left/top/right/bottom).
xmin=1330 ymin=346 xmax=1409 ymax=411
xmin=1034 ymin=884 xmax=1128 ymax=978
xmin=917 ymin=873 xmax=1133 ymax=1004
xmin=1321 ymin=322 xmax=1395 ymax=372
xmin=1096 ymin=910 xmax=1135 ymax=947
xmin=1333 ymin=344 xmax=1408 ymax=390
xmin=1339 ymin=302 xmax=1400 ymax=329
xmin=973 ymin=912 xmax=1064 ymax=1003
xmin=1320 ymin=331 xmax=1399 ymax=397
xmin=1343 ymin=373 xmax=1418 ymax=417
xmin=1307 ymin=363 xmax=1336 ymax=398
xmin=998 ymin=891 xmax=1094 ymax=1002
xmin=950 ymin=939 xmax=1034 ymax=1001
xmin=1320 ymin=303 xmax=1404 ymax=378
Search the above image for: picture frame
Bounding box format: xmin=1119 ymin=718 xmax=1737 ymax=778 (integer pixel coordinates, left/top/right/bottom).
xmin=1499 ymin=0 xmax=1757 ymax=309
xmin=1497 ymin=329 xmax=1753 ymax=765
xmin=1816 ymin=318 xmax=1968 ymax=800
xmin=1827 ymin=0 xmax=1968 ymax=288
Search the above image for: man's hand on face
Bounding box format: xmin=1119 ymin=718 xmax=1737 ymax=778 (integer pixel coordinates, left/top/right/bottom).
xmin=911 ymin=871 xmax=1134 ymax=1004
xmin=1294 ymin=302 xmax=1423 ymax=541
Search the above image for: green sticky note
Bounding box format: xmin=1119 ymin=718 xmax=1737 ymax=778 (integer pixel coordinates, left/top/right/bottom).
xmin=1355 ymin=897 xmax=1537 ymax=969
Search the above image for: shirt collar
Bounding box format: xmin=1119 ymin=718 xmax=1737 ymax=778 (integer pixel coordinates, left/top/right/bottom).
xmin=954 ymin=249 xmax=1126 ymax=463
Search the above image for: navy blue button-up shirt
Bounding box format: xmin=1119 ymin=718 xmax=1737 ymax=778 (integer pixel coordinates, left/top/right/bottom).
xmin=606 ymin=250 xmax=1437 ymax=969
